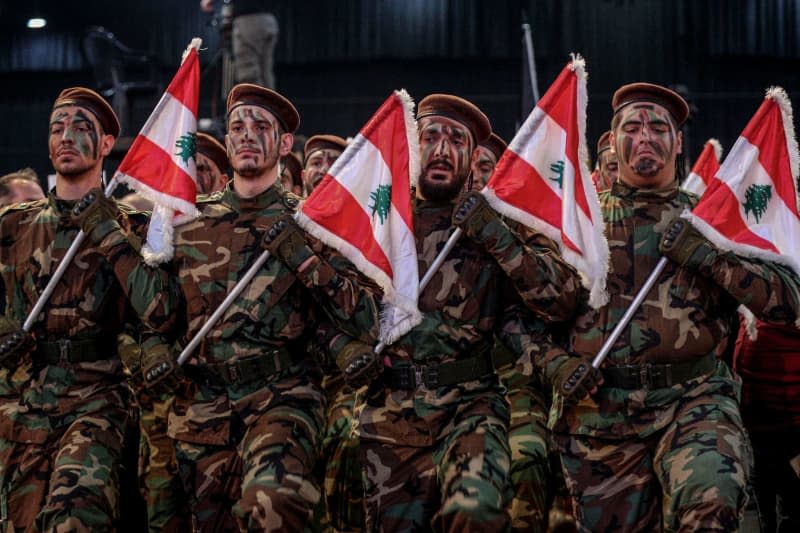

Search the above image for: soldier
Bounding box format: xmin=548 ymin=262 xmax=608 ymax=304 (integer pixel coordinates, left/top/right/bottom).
xmin=279 ymin=151 xmax=303 ymax=196
xmin=0 ymin=87 xmax=178 ymax=531
xmin=196 ymin=132 xmax=230 ymax=194
xmin=470 ymin=132 xmax=506 ymax=190
xmin=539 ymin=83 xmax=800 ymax=531
xmin=0 ymin=168 xmax=45 ymax=207
xmin=343 ymin=94 xmax=582 ymax=531
xmin=593 ymin=130 xmax=618 ymax=191
xmin=302 ymin=134 xmax=347 ymax=195
xmin=138 ymin=83 xmax=382 ymax=531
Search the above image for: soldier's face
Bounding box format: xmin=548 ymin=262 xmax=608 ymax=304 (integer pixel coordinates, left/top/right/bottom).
xmin=48 ymin=106 xmax=113 ymax=178
xmin=196 ymin=153 xmax=226 ymax=194
xmin=417 ymin=116 xmax=476 ymax=201
xmin=0 ymin=179 xmax=45 ymax=207
xmin=471 ymin=145 xmax=497 ymax=190
xmin=226 ymin=105 xmax=288 ymax=179
xmin=303 ymin=148 xmax=341 ymax=194
xmin=612 ymin=102 xmax=682 ymax=189
xmin=597 ymin=148 xmax=619 ymax=189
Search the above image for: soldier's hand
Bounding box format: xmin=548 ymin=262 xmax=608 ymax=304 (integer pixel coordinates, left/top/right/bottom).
xmin=659 ymin=217 xmax=718 ymax=272
xmin=550 ymin=356 xmax=603 ymax=405
xmin=337 ymin=340 xmax=382 ymax=389
xmin=0 ymin=316 xmax=34 ymax=370
xmin=262 ymin=215 xmax=315 ymax=271
xmin=141 ymin=344 xmax=183 ymax=394
xmin=452 ymin=191 xmax=503 ymax=241
xmin=71 ymin=188 xmax=123 ymax=245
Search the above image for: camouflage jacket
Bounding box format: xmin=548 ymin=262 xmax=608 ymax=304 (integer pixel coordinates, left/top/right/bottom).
xmin=162 ymin=182 xmax=382 ymax=444
xmin=0 ymin=191 xmax=178 ymax=443
xmin=356 ymin=197 xmax=581 ymax=445
xmin=541 ymin=180 xmax=800 ymax=437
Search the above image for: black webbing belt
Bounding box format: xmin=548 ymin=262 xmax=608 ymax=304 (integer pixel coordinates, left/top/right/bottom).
xmin=601 ymin=354 xmax=717 ymax=390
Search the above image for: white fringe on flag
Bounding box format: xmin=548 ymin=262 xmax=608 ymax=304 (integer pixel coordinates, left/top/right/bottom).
xmin=707 ymin=138 xmax=723 ymax=161
xmin=766 ymin=86 xmax=800 ymax=211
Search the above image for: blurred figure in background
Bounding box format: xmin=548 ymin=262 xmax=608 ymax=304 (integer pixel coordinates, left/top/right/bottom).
xmin=0 ymin=168 xmax=45 ymax=207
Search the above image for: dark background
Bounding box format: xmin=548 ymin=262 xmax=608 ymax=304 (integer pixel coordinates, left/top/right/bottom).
xmin=1 ymin=0 xmax=799 ymax=183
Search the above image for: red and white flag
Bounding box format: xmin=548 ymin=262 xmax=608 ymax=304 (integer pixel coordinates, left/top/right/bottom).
xmin=116 ymin=39 xmax=202 ymax=265
xmin=482 ymin=55 xmax=609 ymax=308
xmin=682 ymin=87 xmax=800 ymax=292
xmin=296 ymin=90 xmax=422 ymax=343
xmin=682 ymin=138 xmax=723 ymax=197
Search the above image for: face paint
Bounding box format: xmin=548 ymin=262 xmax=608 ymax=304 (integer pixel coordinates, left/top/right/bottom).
xmin=302 ymin=148 xmax=342 ymax=194
xmin=48 ymin=106 xmax=104 ymax=178
xmin=196 ymin=153 xmax=223 ymax=194
xmin=598 ymin=148 xmax=619 ymax=190
xmin=226 ymin=105 xmax=281 ymax=178
xmin=417 ymin=116 xmax=473 ymax=201
xmin=470 ymin=145 xmax=498 ymax=190
xmin=613 ymin=103 xmax=680 ymax=189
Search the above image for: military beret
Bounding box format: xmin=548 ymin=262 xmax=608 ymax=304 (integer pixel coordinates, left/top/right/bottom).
xmin=596 ymin=130 xmax=612 ymax=155
xmin=417 ymin=94 xmax=492 ymax=145
xmin=303 ymin=134 xmax=347 ymax=163
xmin=196 ymin=132 xmax=229 ymax=172
xmin=52 ymin=87 xmax=121 ymax=138
xmin=282 ymin=152 xmax=303 ymax=187
xmin=612 ymin=82 xmax=689 ymax=127
xmin=226 ymin=83 xmax=300 ymax=133
xmin=480 ymin=132 xmax=507 ymax=160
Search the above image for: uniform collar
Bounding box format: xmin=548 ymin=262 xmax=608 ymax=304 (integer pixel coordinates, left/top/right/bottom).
xmin=221 ymin=180 xmax=285 ymax=211
xmin=611 ymin=178 xmax=680 ymax=201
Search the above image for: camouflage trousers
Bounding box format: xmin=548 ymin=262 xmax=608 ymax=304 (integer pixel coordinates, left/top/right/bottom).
xmin=320 ymin=374 xmax=363 ymax=532
xmin=500 ymin=367 xmax=552 ymax=533
xmin=137 ymin=391 xmax=190 ymax=532
xmin=555 ymin=389 xmax=752 ymax=532
xmin=0 ymin=401 xmax=128 ymax=532
xmin=172 ymin=371 xmax=325 ymax=532
xmin=359 ymin=385 xmax=512 ymax=532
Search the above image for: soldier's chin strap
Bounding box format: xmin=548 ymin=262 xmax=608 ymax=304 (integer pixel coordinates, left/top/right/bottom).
xmin=22 ymin=176 xmax=119 ymax=332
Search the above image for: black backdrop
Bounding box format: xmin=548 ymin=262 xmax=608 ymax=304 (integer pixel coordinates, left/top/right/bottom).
xmin=1 ymin=0 xmax=798 ymax=181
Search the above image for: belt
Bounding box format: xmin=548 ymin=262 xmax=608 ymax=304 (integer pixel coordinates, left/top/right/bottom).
xmin=601 ymin=354 xmax=716 ymax=390
xmin=35 ymin=337 xmax=118 ymax=366
xmin=184 ymin=346 xmax=293 ymax=386
xmin=384 ymin=354 xmax=495 ymax=390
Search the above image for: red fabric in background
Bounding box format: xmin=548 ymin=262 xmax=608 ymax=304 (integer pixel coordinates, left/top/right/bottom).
xmin=734 ymin=318 xmax=800 ymax=430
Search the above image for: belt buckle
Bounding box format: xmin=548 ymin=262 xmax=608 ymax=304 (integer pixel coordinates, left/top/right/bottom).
xmin=227 ymin=363 xmax=240 ymax=384
xmin=57 ymin=339 xmax=71 ymax=367
xmin=639 ymin=363 xmax=651 ymax=390
xmin=422 ymin=365 xmax=439 ymax=390
xmin=413 ymin=365 xmax=427 ymax=392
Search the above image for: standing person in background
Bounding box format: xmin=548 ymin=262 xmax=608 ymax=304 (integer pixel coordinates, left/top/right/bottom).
xmin=734 ymin=320 xmax=800 ymax=532
xmin=0 ymin=168 xmax=44 ymax=207
xmin=200 ymin=0 xmax=279 ymax=89
xmin=302 ymin=134 xmax=347 ymax=195
xmin=470 ymin=132 xmax=506 ymax=190
xmin=593 ymin=130 xmax=618 ymax=191
xmin=196 ymin=132 xmax=230 ymax=194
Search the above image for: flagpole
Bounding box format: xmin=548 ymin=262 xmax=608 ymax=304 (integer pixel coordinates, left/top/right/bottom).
xmin=590 ymin=257 xmax=668 ymax=368
xmin=522 ymin=20 xmax=540 ymax=104
xmin=375 ymin=227 xmax=463 ymax=354
xmin=22 ymin=177 xmax=119 ymax=332
xmin=176 ymin=250 xmax=271 ymax=365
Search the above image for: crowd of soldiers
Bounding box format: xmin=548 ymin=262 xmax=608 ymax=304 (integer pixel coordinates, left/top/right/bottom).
xmin=0 ymin=77 xmax=797 ymax=533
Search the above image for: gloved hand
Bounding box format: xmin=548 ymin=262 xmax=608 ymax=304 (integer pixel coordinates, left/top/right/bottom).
xmin=262 ymin=215 xmax=315 ymax=271
xmin=549 ymin=355 xmax=603 ymax=404
xmin=141 ymin=343 xmax=183 ymax=394
xmin=659 ymin=217 xmax=719 ymax=272
xmin=0 ymin=317 xmax=34 ymax=370
xmin=118 ymin=334 xmax=144 ymax=388
xmin=336 ymin=340 xmax=382 ymax=389
xmin=452 ymin=191 xmax=504 ymax=243
xmin=71 ymin=188 xmax=123 ymax=245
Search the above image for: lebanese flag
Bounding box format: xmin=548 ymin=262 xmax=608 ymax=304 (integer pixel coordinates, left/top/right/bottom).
xmin=296 ymin=90 xmax=422 ymax=344
xmin=682 ymin=87 xmax=800 ymax=291
xmin=482 ymin=55 xmax=609 ymax=308
xmin=116 ymin=39 xmax=202 ymax=265
xmin=682 ymin=138 xmax=723 ymax=197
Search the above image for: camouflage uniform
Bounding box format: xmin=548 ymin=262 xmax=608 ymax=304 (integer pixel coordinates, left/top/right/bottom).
xmin=160 ymin=182 xmax=381 ymax=531
xmin=539 ymin=180 xmax=800 ymax=532
xmin=356 ymin=197 xmax=581 ymax=532
xmin=0 ymin=194 xmax=177 ymax=532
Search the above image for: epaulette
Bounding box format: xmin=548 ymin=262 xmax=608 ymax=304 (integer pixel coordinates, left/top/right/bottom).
xmin=282 ymin=191 xmax=302 ymax=211
xmin=197 ymin=190 xmax=225 ymax=204
xmin=0 ymin=198 xmax=47 ymax=219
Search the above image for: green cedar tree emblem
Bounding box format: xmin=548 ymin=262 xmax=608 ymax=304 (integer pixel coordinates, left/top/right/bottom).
xmin=742 ymin=183 xmax=772 ymax=223
xmin=549 ymin=160 xmax=565 ymax=188
xmin=369 ymin=184 xmax=392 ymax=224
xmin=175 ymin=132 xmax=197 ymax=165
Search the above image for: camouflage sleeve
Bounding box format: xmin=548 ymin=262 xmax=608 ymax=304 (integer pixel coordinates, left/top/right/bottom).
xmin=296 ymin=239 xmax=383 ymax=342
xmin=484 ymin=219 xmax=582 ymax=324
xmin=106 ymin=211 xmax=184 ymax=333
xmin=707 ymin=252 xmax=800 ymax=326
